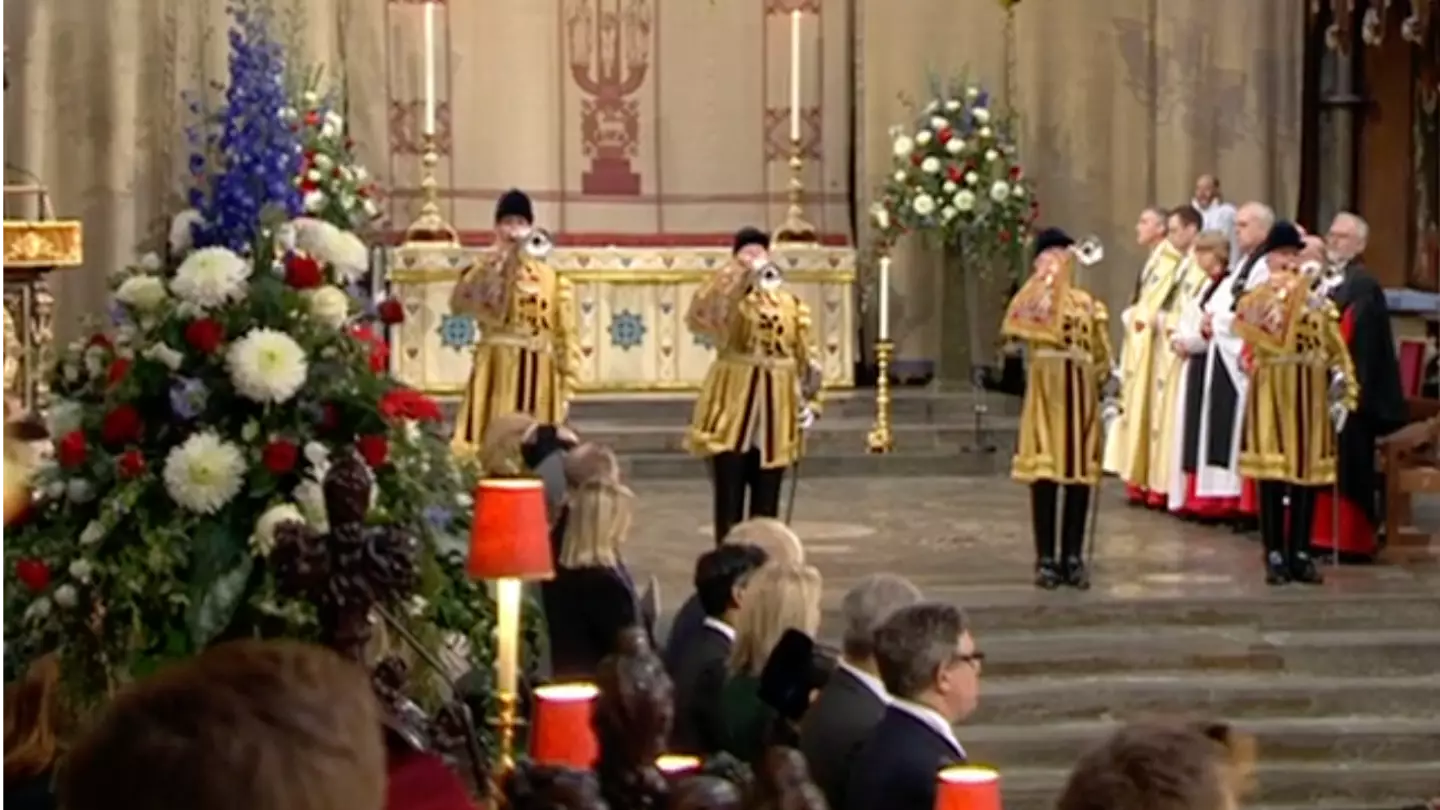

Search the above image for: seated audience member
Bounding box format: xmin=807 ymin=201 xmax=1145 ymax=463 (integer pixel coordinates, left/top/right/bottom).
xmin=671 ymin=543 xmax=770 ymax=755
xmin=844 ymin=603 xmax=979 ymax=810
xmin=1056 ymin=719 xmax=1257 ymax=810
xmin=479 ymin=413 xmax=579 ymax=526
xmin=716 ymin=562 xmax=822 ymax=763
xmin=542 ymin=445 xmax=645 ymax=679
xmin=59 ymin=639 xmax=385 ymax=810
xmin=503 ymin=762 xmax=607 ymax=810
xmin=749 ymin=747 xmax=829 ymax=810
xmin=799 ymin=574 xmax=923 ymax=809
xmin=4 ymin=656 xmax=62 ymax=810
xmin=664 ymin=518 xmax=805 ymax=671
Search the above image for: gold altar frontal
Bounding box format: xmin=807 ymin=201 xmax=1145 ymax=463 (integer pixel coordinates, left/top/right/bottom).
xmin=386 ymin=244 xmax=857 ymax=395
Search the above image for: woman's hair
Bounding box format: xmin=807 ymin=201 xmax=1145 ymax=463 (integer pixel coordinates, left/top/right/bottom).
xmin=1193 ymin=230 xmax=1231 ymax=266
xmin=1055 ymin=719 xmax=1255 ymax=810
xmin=4 ymin=654 xmax=62 ymax=779
xmin=727 ymin=563 xmax=823 ymax=677
xmin=60 ymin=639 xmax=386 ymax=810
xmin=559 ymin=445 xmax=633 ymax=569
xmin=479 ymin=413 xmax=540 ymax=476
xmin=723 ymin=518 xmax=805 ymax=565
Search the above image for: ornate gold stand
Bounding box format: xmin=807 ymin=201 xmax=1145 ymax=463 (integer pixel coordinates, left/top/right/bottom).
xmin=403 ymin=132 xmax=458 ymax=246
xmin=3 ymin=185 xmax=83 ymax=413
xmin=773 ymin=136 xmax=817 ymax=244
xmin=866 ymin=339 xmax=895 ymax=453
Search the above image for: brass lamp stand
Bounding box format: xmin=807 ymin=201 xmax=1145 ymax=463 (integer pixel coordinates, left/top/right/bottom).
xmin=773 ymin=136 xmax=818 ymax=244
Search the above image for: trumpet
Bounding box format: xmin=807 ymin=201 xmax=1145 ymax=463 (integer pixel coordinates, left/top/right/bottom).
xmin=1072 ymin=235 xmax=1105 ymax=267
xmin=510 ymin=226 xmax=555 ymax=261
xmin=753 ymin=259 xmax=784 ymax=289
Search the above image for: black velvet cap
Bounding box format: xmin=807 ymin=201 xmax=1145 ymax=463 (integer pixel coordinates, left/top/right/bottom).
xmin=732 ymin=226 xmax=771 ymax=255
xmin=494 ymin=189 xmax=534 ymax=224
xmin=1032 ymin=227 xmax=1074 ymax=260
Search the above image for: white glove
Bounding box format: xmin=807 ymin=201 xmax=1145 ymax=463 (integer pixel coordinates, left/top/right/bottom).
xmin=1101 ymin=399 xmax=1123 ymax=429
xmin=1328 ymin=370 xmax=1347 ymax=402
xmin=798 ymin=406 xmax=817 ymax=430
xmin=1101 ymin=368 xmax=1123 ymax=401
xmin=1328 ymin=402 xmax=1349 ymax=433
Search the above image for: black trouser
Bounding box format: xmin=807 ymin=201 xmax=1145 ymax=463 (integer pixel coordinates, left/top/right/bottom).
xmin=710 ymin=449 xmax=786 ymax=544
xmin=1029 ymin=481 xmax=1092 ymax=562
xmin=1258 ymin=481 xmax=1320 ymax=559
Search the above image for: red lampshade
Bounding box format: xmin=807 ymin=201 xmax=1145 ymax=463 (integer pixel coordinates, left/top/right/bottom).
xmin=531 ymin=683 xmax=600 ymax=768
xmin=468 ymin=478 xmax=554 ymax=580
xmin=935 ymin=766 xmax=1001 ymax=810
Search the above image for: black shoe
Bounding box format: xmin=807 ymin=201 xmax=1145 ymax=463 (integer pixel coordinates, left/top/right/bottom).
xmin=1034 ymin=559 xmax=1062 ymax=590
xmin=1062 ymin=556 xmax=1091 ymax=590
xmin=1265 ymin=551 xmax=1290 ymax=585
xmin=1289 ymin=551 xmax=1324 ymax=585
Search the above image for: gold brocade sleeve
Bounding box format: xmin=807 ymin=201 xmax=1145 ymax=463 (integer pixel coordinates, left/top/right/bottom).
xmin=685 ymin=262 xmax=746 ymax=343
xmin=555 ymin=276 xmax=581 ymax=411
xmin=1321 ymin=301 xmax=1360 ymax=411
xmin=1091 ymin=300 xmax=1113 ymax=382
xmin=449 ymin=253 xmax=505 ymax=322
xmin=794 ymin=298 xmax=824 ymax=414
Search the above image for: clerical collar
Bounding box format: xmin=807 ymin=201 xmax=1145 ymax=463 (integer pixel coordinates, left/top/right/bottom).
xmin=702 ymin=616 xmax=736 ymax=642
xmin=838 ymin=659 xmax=889 ymax=704
xmin=890 ymin=698 xmax=967 ymax=758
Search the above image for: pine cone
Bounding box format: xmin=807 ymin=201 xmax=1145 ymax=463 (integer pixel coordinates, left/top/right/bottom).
xmin=270 ymin=521 xmax=329 ymax=597
xmin=323 ymin=450 xmax=372 ymax=528
xmin=363 ymin=526 xmax=421 ymax=604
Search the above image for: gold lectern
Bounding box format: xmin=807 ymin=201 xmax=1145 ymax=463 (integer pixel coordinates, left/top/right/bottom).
xmin=4 ymin=184 xmax=83 ymax=412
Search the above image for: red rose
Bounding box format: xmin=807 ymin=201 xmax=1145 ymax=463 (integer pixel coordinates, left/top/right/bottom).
xmin=262 ymin=439 xmax=299 ymax=475
xmin=369 ymin=340 xmax=390 ymax=372
xmin=285 ymin=253 xmax=324 ymax=289
xmin=304 ymin=110 xmax=320 ymax=126
xmin=57 ymin=430 xmax=88 ymax=469
xmin=910 ymin=153 xmax=923 ymax=167
xmin=1009 ymin=165 xmax=1023 ymax=181
xmin=106 ymin=357 xmax=132 ymax=388
xmin=116 ymin=449 xmax=146 ymax=479
xmin=15 ymin=558 xmax=50 ymax=592
xmin=100 ymin=405 xmax=142 ymax=447
xmin=937 ymin=127 xmax=953 ymax=144
xmin=357 ymin=434 xmax=389 ymax=468
xmin=87 ymin=334 xmax=112 ymax=351
xmin=946 ymin=166 xmax=963 ymax=183
xmin=320 ymin=403 xmax=339 ymax=431
xmin=377 ymin=299 xmax=405 ymax=325
xmin=379 ymin=388 xmax=443 ymax=423
xmin=185 ymin=318 xmax=225 ymax=354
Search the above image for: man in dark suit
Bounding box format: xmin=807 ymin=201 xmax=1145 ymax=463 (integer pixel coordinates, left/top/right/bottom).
xmin=668 ymin=543 xmax=769 ymax=755
xmin=799 ymin=574 xmax=922 ymax=809
xmin=844 ymin=603 xmax=981 ymax=810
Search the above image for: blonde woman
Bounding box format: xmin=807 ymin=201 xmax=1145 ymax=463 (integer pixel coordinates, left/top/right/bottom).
xmin=542 ymin=444 xmax=644 ymax=679
xmin=715 ymin=562 xmax=822 ymax=763
xmin=5 ymin=655 xmax=63 ymax=810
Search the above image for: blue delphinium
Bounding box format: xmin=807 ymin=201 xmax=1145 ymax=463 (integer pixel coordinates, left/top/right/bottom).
xmin=187 ymin=1 xmax=303 ymax=255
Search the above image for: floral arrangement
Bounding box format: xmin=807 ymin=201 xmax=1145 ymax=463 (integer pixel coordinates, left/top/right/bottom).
xmin=3 ymin=2 xmax=500 ymax=722
xmin=870 ymin=76 xmax=1038 ymax=273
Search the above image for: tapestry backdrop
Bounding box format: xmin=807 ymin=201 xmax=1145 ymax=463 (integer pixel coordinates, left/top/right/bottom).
xmin=4 ymin=0 xmax=1301 ymax=367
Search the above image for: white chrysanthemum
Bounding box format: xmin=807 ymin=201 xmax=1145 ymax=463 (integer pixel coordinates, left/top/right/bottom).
xmin=68 ymin=559 xmax=94 ymax=584
xmin=79 ymin=520 xmax=105 ymax=546
xmin=915 ymin=130 xmax=933 ymax=146
xmin=978 ymin=126 xmax=993 ymax=139
xmin=965 ymin=171 xmax=980 ymax=186
xmin=985 ymin=149 xmax=1000 ymax=163
xmin=142 ymin=342 xmax=184 ymax=371
xmin=870 ymin=203 xmax=890 ymax=231
xmin=892 ymin=170 xmax=906 ymax=183
xmin=944 ymin=99 xmax=962 ymax=112
xmin=163 ymin=431 xmax=246 ymax=514
xmin=920 ymin=157 xmax=941 ymax=174
xmin=945 ymin=138 xmax=965 ymax=155
xmin=954 ymin=190 xmax=977 ymax=212
xmin=990 ymin=180 xmax=1011 ymax=202
xmin=53 ymin=585 xmax=78 ymax=609
xmin=313 ymin=153 xmax=334 ymax=171
xmin=303 ymin=190 xmax=326 ymax=213
xmin=912 ymin=194 xmax=937 ymax=216
xmin=168 ymin=209 xmax=205 ymax=255
xmin=929 ymin=116 xmax=949 ymax=130
xmin=941 ymin=206 xmax=958 ymax=222
xmin=328 ymin=231 xmax=369 ymax=284
xmin=972 ymin=107 xmax=991 ymax=124
xmin=171 ymin=246 xmax=251 ymax=308
xmin=227 ymin=328 xmax=309 ymax=404
xmin=1012 ymin=184 xmax=1027 ymax=199
xmin=115 ymin=275 xmax=168 ymax=312
xmin=305 ymin=286 xmax=351 ymax=329
xmin=251 ymin=503 xmax=305 ymax=557
xmin=942 ymin=180 xmax=958 ymax=194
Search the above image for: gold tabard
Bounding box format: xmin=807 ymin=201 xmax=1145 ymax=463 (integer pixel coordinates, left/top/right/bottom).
xmin=1001 ymin=250 xmax=1073 ymax=345
xmin=1232 ymin=272 xmax=1306 ymax=353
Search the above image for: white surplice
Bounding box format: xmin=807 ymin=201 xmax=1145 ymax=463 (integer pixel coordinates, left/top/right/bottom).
xmin=1194 ymin=256 xmax=1268 ymax=499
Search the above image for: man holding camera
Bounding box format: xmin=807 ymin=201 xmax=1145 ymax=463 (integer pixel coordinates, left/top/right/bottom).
xmin=685 ymin=227 xmax=824 ymax=543
xmin=450 ymin=189 xmax=580 ymax=456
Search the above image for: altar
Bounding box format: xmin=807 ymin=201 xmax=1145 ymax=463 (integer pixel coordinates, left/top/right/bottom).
xmin=386 ymin=244 xmax=857 ymax=395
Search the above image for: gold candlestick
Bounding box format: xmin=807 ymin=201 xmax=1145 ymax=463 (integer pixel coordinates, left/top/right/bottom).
xmin=403 ymin=131 xmax=457 ymax=245
xmin=866 ymin=339 xmax=895 ymax=453
xmin=487 ymin=689 xmax=519 ymax=800
xmin=773 ymin=136 xmax=817 ymax=244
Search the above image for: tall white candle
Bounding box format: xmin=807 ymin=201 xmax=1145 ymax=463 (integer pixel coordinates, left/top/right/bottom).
xmin=495 ymin=578 xmax=521 ymax=694
xmin=878 ymin=255 xmax=891 ymax=340
xmin=789 ymin=10 xmax=801 ymax=142
xmin=423 ymin=2 xmax=437 ymax=136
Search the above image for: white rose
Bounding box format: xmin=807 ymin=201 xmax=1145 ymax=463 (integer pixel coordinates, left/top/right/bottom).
xmin=79 ymin=520 xmax=106 ymax=546
xmin=306 ymin=169 xmax=322 ymax=183
xmin=945 ymin=138 xmax=965 ymax=155
xmin=985 ymin=149 xmax=1000 ymax=162
xmin=920 ymin=157 xmax=941 ymax=174
xmin=68 ymin=559 xmax=94 ymax=584
xmin=944 ymin=99 xmax=962 ymax=112
xmin=303 ymin=190 xmax=327 ymax=213
xmin=313 ymin=153 xmax=334 ymax=171
xmin=305 ymin=286 xmax=351 ymax=329
xmin=1012 ymin=184 xmax=1027 ymax=199
xmin=990 ymin=180 xmax=1012 ymax=202
xmin=965 ymin=171 xmax=979 ymax=186
xmin=915 ymin=130 xmax=933 ymax=146
xmin=942 ymin=180 xmax=958 ymax=194
xmin=912 ymin=194 xmax=937 ymax=216
xmin=325 ymin=110 xmax=344 ymax=131
xmin=53 ymin=584 xmax=78 ymax=609
xmin=892 ymin=135 xmax=915 ymax=158
xmin=972 ymin=107 xmax=992 ymax=124
xmin=251 ymin=503 xmax=305 ymax=557
xmin=115 ymin=275 xmax=168 ymax=312
xmin=954 ymin=190 xmax=977 ymax=212
xmin=929 ymin=116 xmax=949 ymax=130
xmin=142 ymin=342 xmax=185 ymax=371
xmin=893 ymin=170 xmax=907 ymax=183
xmin=979 ymin=126 xmax=993 ymax=139
xmin=871 ymin=204 xmax=891 ymax=231
xmin=941 ymin=206 xmax=958 ymax=222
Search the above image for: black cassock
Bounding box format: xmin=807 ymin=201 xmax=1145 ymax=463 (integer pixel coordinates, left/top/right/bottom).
xmin=1312 ymin=264 xmax=1407 ymax=556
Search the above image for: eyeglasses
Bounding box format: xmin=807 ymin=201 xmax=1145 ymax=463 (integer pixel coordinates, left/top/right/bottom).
xmin=951 ymin=651 xmax=985 ymax=668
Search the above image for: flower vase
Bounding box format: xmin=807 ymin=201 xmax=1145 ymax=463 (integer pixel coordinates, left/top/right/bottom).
xmin=935 ymin=244 xmax=1006 ymax=389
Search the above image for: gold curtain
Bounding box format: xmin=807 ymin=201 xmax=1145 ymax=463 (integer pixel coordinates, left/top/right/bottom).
xmin=859 ymin=0 xmax=1304 ymax=366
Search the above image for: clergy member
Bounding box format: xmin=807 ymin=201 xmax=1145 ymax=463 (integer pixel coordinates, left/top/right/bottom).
xmin=1104 ymin=208 xmax=1183 ymax=502
xmin=1310 ymin=213 xmax=1407 ymax=558
xmin=1233 ymin=223 xmax=1358 ymax=585
xmin=1191 ymin=202 xmax=1276 ymax=519
xmin=1168 ymin=231 xmax=1235 ymax=515
xmin=1192 ymin=174 xmax=1238 ymax=257
xmin=450 ymin=190 xmax=580 ymax=456
xmin=1003 ymin=228 xmax=1117 ymax=590
xmin=1143 ymin=205 xmax=1206 ymax=508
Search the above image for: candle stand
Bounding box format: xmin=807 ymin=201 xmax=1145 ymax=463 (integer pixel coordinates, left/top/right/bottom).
xmin=774 ymin=136 xmax=818 ymax=244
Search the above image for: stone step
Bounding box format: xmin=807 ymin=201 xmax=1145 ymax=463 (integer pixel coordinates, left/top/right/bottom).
xmin=996 ymin=761 xmax=1437 ymax=810
xmin=961 ymin=716 xmax=1440 ymax=768
xmin=570 ymin=417 xmax=1021 ymax=455
xmin=969 ymin=673 xmax=1440 ymax=723
xmin=981 ymin=626 xmax=1440 ymax=678
xmin=567 ymin=389 xmax=1024 ymax=423
xmin=619 ymin=449 xmax=1015 ymax=479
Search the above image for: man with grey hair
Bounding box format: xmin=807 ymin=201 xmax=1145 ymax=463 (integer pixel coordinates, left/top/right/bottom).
xmin=1310 ymin=211 xmax=1406 ymax=558
xmin=844 ymin=602 xmax=976 ymax=810
xmin=799 ymin=574 xmax=922 ymax=809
